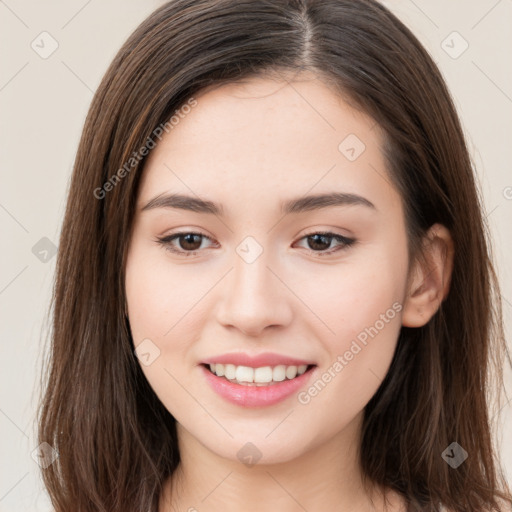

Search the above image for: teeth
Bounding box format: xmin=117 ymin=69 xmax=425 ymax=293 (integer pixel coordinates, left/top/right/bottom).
xmin=273 ymin=365 xmax=286 ymax=382
xmin=285 ymin=365 xmax=297 ymax=379
xmin=235 ymin=365 xmax=254 ymax=383
xmin=297 ymin=364 xmax=307 ymax=375
xmin=254 ymin=366 xmax=273 ymax=383
xmin=207 ymin=363 xmax=311 ymax=385
xmin=225 ymin=364 xmax=236 ymax=380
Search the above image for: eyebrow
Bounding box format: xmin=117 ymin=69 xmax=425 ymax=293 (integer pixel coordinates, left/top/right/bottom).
xmin=141 ymin=191 xmax=376 ymax=216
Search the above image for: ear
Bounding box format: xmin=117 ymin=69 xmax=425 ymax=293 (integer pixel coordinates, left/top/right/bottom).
xmin=402 ymin=223 xmax=454 ymax=328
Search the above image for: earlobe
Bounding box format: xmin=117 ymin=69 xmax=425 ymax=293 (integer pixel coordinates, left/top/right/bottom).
xmin=401 ymin=223 xmax=454 ymax=328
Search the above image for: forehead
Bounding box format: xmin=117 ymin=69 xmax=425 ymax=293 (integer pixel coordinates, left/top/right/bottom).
xmin=138 ymin=74 xmax=399 ymax=215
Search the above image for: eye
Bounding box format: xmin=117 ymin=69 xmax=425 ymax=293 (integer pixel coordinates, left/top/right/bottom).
xmin=156 ymin=231 xmax=216 ymax=256
xmin=156 ymin=230 xmax=356 ymax=257
xmin=294 ymin=231 xmax=356 ymax=256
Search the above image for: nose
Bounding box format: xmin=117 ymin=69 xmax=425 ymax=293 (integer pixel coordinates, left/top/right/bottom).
xmin=215 ymin=246 xmax=293 ymax=337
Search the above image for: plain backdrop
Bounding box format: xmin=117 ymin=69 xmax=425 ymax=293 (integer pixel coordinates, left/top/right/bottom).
xmin=1 ymin=0 xmax=511 ymax=509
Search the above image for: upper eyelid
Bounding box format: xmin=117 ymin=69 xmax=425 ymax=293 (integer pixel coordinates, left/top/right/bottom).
xmin=160 ymin=229 xmax=351 ymax=242
xmin=161 ymin=231 xmax=216 ymax=244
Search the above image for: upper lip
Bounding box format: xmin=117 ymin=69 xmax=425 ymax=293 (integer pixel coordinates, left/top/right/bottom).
xmin=201 ymin=352 xmax=315 ymax=368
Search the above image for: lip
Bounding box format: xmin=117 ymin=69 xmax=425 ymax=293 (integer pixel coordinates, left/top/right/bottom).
xmin=200 ymin=363 xmax=317 ymax=407
xmin=201 ymin=352 xmax=315 ymax=368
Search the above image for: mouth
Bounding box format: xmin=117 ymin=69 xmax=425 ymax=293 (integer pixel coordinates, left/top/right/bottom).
xmin=202 ymin=363 xmax=317 ymax=386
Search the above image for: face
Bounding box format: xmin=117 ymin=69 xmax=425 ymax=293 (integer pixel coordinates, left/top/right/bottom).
xmin=125 ymin=72 xmax=410 ymax=464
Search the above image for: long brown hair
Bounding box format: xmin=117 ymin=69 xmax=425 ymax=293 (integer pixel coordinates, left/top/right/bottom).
xmin=37 ymin=0 xmax=512 ymax=510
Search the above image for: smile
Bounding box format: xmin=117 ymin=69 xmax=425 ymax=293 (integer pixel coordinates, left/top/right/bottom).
xmin=206 ymin=363 xmax=310 ymax=386
xmin=201 ymin=363 xmax=317 ymax=407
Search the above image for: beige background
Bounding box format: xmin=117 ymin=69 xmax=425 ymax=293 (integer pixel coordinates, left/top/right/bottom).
xmin=1 ymin=0 xmax=511 ymax=509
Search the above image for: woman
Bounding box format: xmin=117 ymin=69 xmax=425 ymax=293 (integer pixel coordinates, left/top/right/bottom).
xmin=38 ymin=0 xmax=512 ymax=510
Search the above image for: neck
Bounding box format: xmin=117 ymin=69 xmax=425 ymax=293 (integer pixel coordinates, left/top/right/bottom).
xmin=159 ymin=412 xmax=398 ymax=512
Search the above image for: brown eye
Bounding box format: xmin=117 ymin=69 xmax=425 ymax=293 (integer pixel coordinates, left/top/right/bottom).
xmin=157 ymin=230 xmax=355 ymax=258
xmin=306 ymin=233 xmax=333 ymax=251
xmin=176 ymin=233 xmax=203 ymax=251
xmin=295 ymin=232 xmax=356 ymax=256
xmin=157 ymin=231 xmax=215 ymax=256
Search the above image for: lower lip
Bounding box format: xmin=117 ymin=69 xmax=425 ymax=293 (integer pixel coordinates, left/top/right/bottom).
xmin=200 ymin=365 xmax=316 ymax=407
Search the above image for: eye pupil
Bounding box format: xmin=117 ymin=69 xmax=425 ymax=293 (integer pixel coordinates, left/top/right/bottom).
xmin=308 ymin=234 xmax=331 ymax=251
xmin=180 ymin=233 xmax=202 ymax=250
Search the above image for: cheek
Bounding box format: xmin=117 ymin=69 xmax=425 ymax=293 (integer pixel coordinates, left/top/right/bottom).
xmin=125 ymin=243 xmax=204 ymax=344
xmin=333 ymin=270 xmax=403 ymax=348
xmin=300 ymin=249 xmax=407 ymax=415
xmin=297 ymin=252 xmax=406 ymax=346
xmin=125 ymin=244 xmax=202 ymax=416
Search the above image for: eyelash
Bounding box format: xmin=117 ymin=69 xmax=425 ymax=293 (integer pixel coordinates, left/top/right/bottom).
xmin=156 ymin=230 xmax=356 ymax=257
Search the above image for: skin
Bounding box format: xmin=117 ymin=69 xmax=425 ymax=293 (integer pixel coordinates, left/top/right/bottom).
xmin=125 ymin=71 xmax=454 ymax=512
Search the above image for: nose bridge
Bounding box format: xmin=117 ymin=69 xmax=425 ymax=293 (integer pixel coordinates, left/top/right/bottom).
xmin=216 ymin=235 xmax=293 ymax=335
